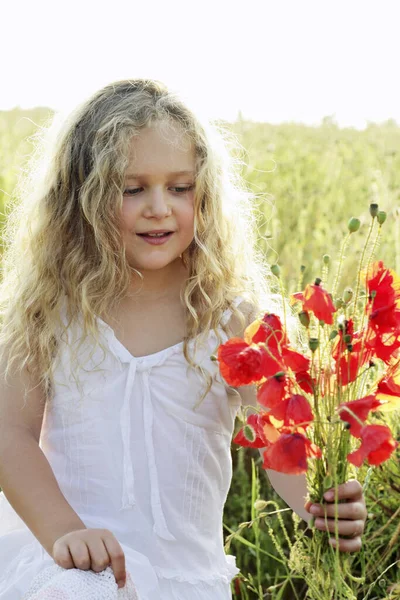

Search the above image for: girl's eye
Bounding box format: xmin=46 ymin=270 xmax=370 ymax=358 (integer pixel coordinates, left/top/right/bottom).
xmin=123 ymin=186 xmax=194 ymax=196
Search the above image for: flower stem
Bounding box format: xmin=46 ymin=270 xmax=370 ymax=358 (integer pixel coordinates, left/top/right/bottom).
xmin=353 ymin=217 xmax=375 ymax=328
xmin=332 ymin=232 xmax=351 ymax=298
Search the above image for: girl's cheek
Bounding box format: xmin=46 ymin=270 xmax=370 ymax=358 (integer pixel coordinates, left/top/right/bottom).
xmin=121 ymin=202 xmax=139 ymax=226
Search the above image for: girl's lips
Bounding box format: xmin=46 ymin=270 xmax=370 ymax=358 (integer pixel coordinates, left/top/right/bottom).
xmin=136 ymin=232 xmax=174 ymax=245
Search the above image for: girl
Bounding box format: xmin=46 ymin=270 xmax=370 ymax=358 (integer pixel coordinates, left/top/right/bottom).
xmin=0 ymin=79 xmax=367 ymax=600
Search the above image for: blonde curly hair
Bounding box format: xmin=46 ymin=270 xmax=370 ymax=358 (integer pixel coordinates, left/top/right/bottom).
xmin=0 ymin=78 xmax=299 ymax=406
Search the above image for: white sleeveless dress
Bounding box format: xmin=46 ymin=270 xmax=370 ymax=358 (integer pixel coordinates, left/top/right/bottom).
xmin=0 ymin=297 xmax=245 ymax=600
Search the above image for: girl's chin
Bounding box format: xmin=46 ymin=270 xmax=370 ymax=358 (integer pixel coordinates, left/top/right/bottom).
xmin=128 ymin=255 xmax=184 ymax=269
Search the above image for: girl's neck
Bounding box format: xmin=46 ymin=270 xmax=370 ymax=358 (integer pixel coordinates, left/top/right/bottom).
xmin=125 ymin=258 xmax=189 ymax=305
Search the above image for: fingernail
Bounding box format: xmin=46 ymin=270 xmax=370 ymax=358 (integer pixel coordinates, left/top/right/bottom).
xmin=310 ymin=504 xmax=319 ymax=514
xmin=118 ymin=580 xmax=125 ymax=589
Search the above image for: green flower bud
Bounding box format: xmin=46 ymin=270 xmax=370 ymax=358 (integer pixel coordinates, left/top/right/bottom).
xmin=329 ymin=330 xmax=338 ymax=340
xmin=369 ymin=203 xmax=379 ymax=218
xmin=335 ymin=298 xmax=345 ymax=310
xmin=309 ymin=338 xmax=319 ymax=352
xmin=343 ymin=287 xmax=353 ymax=304
xmin=254 ymin=499 xmax=268 ymax=511
xmin=344 ymin=334 xmax=352 ymax=344
xmin=377 ymin=210 xmax=387 ymax=225
xmin=323 ymin=254 xmax=330 ymax=265
xmin=299 ymin=311 xmax=310 ymax=327
xmin=210 ymin=354 xmax=218 ymax=362
xmin=348 ymin=217 xmax=361 ymax=233
xmin=300 ymin=265 xmax=306 ymax=273
xmin=243 ymin=424 xmax=256 ymax=442
xmin=271 ymin=264 xmax=280 ymax=278
xmin=323 ymin=475 xmax=333 ymax=491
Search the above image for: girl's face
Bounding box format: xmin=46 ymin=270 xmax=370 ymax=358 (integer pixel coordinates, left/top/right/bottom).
xmin=120 ymin=122 xmax=196 ymax=273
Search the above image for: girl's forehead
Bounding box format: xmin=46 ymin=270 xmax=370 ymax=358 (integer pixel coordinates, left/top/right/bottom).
xmin=126 ymin=125 xmax=196 ymax=174
xmin=128 ymin=123 xmax=192 ymax=152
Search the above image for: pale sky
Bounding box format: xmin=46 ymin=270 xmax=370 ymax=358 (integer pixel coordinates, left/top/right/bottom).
xmin=2 ymin=0 xmax=399 ymax=130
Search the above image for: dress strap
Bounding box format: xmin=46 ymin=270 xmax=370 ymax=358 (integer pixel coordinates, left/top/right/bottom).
xmin=220 ymin=295 xmax=246 ymax=327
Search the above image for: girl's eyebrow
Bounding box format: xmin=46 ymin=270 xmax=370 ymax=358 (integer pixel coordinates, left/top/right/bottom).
xmin=125 ymin=170 xmax=195 ymax=179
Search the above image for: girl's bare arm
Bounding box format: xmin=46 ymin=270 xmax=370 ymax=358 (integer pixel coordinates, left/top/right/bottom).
xmin=0 ymin=352 xmax=86 ymax=556
xmin=235 ymin=383 xmax=311 ymax=523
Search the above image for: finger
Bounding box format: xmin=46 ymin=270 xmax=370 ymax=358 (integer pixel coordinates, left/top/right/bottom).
xmin=304 ymin=500 xmax=313 ymax=512
xmin=309 ymin=501 xmax=367 ymax=520
xmin=68 ymin=539 xmax=91 ymax=570
xmin=52 ymin=541 xmax=75 ymax=570
xmin=103 ymin=533 xmax=126 ymax=587
xmin=328 ymin=535 xmax=363 ymax=553
xmin=87 ymin=538 xmax=110 ymax=573
xmin=323 ymin=479 xmax=363 ymax=502
xmin=314 ymin=517 xmax=365 ymax=537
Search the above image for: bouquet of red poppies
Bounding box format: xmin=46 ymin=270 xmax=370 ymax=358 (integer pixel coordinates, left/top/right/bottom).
xmin=216 ymin=203 xmax=399 ymax=599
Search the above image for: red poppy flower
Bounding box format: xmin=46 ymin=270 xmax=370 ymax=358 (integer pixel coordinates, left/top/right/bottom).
xmin=247 ymin=312 xmax=310 ymax=375
xmin=295 ymin=370 xmax=316 ymax=395
xmin=268 ymin=394 xmax=314 ymax=429
xmin=347 ymin=424 xmax=398 ymax=467
xmin=233 ymin=412 xmax=281 ymax=448
xmin=365 ymin=326 xmax=400 ymax=363
xmin=376 ymin=359 xmax=400 ymax=410
xmin=332 ymin=331 xmax=373 ymax=385
xmin=257 ymin=372 xmax=288 ymax=409
xmin=294 ymin=281 xmax=337 ymax=325
xmin=233 ymin=413 xmax=269 ymax=448
xmin=249 ymin=312 xmax=290 ymax=351
xmin=282 ymin=347 xmax=310 ymax=373
xmin=261 ymin=432 xmax=322 ymax=474
xmin=338 ymin=395 xmax=384 ymax=438
xmin=218 ymin=338 xmax=275 ymax=386
xmin=365 ymin=261 xmax=400 ymax=331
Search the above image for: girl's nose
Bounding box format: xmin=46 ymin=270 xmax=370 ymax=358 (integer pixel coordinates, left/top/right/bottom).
xmin=145 ymin=190 xmax=171 ymax=217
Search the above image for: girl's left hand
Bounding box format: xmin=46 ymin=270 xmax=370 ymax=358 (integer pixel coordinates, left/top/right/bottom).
xmin=304 ymin=478 xmax=368 ymax=553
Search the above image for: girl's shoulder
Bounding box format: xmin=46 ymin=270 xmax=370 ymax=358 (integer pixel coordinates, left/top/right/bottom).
xmin=220 ymin=295 xmax=259 ymax=335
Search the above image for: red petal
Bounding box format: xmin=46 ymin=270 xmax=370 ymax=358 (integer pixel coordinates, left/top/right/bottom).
xmin=303 ymin=284 xmax=336 ymax=325
xmin=218 ymin=338 xmax=269 ymax=386
xmin=232 ymin=413 xmax=273 ymax=448
xmin=283 ymin=347 xmax=310 ymax=373
xmin=269 ymin=394 xmax=314 ymax=429
xmin=338 ymin=395 xmax=384 ymax=438
xmin=257 ymin=374 xmax=288 ymax=409
xmin=251 ymin=313 xmax=289 ymax=351
xmin=347 ymin=424 xmax=398 ymax=467
xmin=261 ymin=432 xmax=321 ymax=474
xmin=295 ymin=370 xmax=315 ymax=395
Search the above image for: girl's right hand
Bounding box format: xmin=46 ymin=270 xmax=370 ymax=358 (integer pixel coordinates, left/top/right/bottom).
xmin=52 ymin=528 xmax=126 ymax=589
